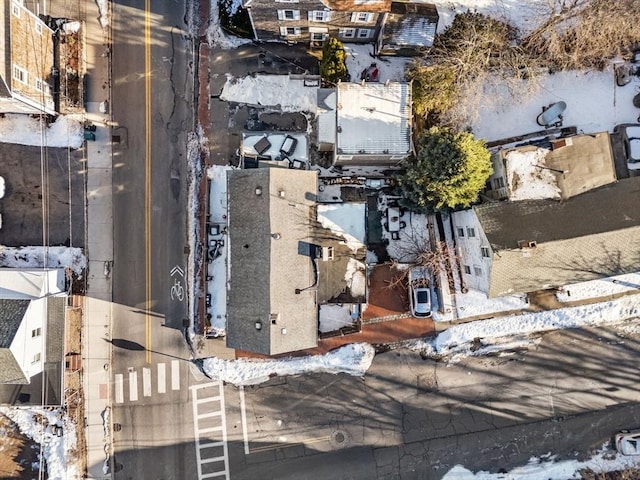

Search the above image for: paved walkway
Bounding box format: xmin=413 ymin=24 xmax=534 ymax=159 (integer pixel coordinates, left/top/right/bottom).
xmin=80 ymin=2 xmax=114 ymax=478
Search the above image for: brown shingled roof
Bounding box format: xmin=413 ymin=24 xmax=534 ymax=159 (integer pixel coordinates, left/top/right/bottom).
xmin=322 ymin=0 xmax=392 ymax=13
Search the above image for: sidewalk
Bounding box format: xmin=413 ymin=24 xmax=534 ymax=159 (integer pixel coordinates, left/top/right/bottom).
xmin=80 ymin=2 xmax=114 ymax=479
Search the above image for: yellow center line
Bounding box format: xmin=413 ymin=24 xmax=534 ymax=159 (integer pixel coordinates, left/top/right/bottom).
xmin=145 ymin=0 xmax=152 ymax=364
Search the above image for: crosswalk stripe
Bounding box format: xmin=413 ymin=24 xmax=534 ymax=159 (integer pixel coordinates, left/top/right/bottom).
xmin=115 ymin=374 xmax=124 ymax=404
xmin=143 ymin=367 xmax=152 ymax=397
xmin=158 ymin=363 xmax=166 ymax=394
xmin=129 ymin=370 xmax=138 ymax=402
xmin=171 ymin=360 xmax=180 ymax=390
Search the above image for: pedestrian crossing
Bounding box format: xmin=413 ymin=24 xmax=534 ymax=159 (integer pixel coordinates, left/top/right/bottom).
xmin=191 ymin=382 xmax=229 ymax=480
xmin=114 ymin=360 xmax=181 ymax=403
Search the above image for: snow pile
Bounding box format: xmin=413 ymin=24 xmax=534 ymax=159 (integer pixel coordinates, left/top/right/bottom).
xmin=557 ymin=273 xmax=640 ymax=303
xmin=443 ymin=445 xmax=640 ymax=480
xmin=202 ymin=343 xmax=375 ymax=386
xmin=96 ymin=0 xmax=110 ymax=29
xmin=413 ymin=294 xmax=640 ymax=357
xmin=207 ymin=0 xmax=252 ymax=49
xmin=220 ymin=75 xmax=318 ymax=113
xmin=454 ymin=288 xmax=528 ymax=319
xmin=319 ymin=304 xmax=358 ymax=333
xmin=317 ymin=204 xmax=366 ymax=253
xmin=0 ymin=407 xmax=80 ymax=480
xmin=505 ymin=148 xmax=561 ymax=201
xmin=0 ymin=114 xmax=83 ymax=149
xmin=0 ymin=246 xmax=86 ymax=276
xmin=345 ymin=258 xmax=366 ymax=298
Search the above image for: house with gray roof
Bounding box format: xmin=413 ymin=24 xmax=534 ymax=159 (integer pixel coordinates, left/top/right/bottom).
xmin=0 ymin=268 xmax=66 ymax=385
xmin=451 ymin=177 xmax=640 ymax=297
xmin=226 ymin=168 xmax=319 ymax=355
xmin=376 ymin=2 xmax=439 ymax=56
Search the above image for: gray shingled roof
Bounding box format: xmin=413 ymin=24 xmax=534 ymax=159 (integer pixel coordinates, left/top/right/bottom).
xmin=476 ymin=177 xmax=640 ymax=296
xmin=382 ymin=2 xmax=438 ymax=49
xmin=0 ymin=299 xmax=30 ymax=384
xmin=226 ymin=168 xmax=319 ymax=355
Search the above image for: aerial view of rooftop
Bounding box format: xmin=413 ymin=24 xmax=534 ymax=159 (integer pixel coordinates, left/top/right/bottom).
xmin=0 ymin=0 xmax=640 ymax=478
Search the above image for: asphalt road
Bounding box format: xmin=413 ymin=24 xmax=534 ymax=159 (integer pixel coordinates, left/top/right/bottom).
xmin=222 ymin=321 xmax=640 ymax=479
xmin=108 ymin=1 xmax=199 ymax=478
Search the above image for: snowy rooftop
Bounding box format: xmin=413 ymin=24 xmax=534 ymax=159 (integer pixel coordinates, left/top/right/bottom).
xmin=502 ymin=132 xmax=616 ymax=201
xmin=220 ymin=75 xmax=318 ymax=114
xmin=241 ymin=132 xmax=308 ymax=163
xmin=336 ymin=82 xmax=412 ymax=155
xmin=0 ymin=268 xmax=65 ymax=299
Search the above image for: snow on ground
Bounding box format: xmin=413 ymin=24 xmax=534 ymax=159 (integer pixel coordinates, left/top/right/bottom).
xmin=0 ymin=114 xmax=83 ymax=148
xmin=430 ymin=0 xmax=560 ymax=35
xmin=412 ymin=294 xmax=640 ymax=358
xmin=467 ymin=68 xmax=640 ymax=142
xmin=207 ymin=0 xmax=252 ymax=49
xmin=344 ymin=44 xmax=409 ymax=83
xmin=0 ymin=407 xmax=80 ymax=480
xmin=205 ymin=165 xmax=232 ymax=336
xmin=96 ymin=0 xmax=109 ymax=29
xmin=505 ymin=148 xmax=561 ymax=201
xmin=0 ymin=246 xmax=86 ymax=276
xmin=443 ymin=444 xmax=640 ymax=480
xmin=345 ymin=258 xmax=366 ymax=298
xmin=220 ymin=75 xmax=318 ymax=113
xmin=202 ymin=343 xmax=374 ymax=386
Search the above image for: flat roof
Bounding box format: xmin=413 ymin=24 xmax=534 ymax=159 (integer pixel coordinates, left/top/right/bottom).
xmin=336 ymin=82 xmax=411 ymax=155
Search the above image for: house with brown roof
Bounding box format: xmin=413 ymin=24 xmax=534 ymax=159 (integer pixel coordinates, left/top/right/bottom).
xmin=0 ymin=1 xmax=56 ymax=114
xmin=243 ymin=0 xmax=438 ymax=50
xmin=451 ymin=177 xmax=640 ymax=297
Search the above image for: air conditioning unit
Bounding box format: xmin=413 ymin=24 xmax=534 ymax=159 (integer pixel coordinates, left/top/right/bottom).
xmin=321 ymin=246 xmax=334 ymax=261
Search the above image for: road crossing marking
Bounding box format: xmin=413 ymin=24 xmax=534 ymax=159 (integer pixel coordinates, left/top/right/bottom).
xmin=114 ymin=362 xmax=183 ymax=403
xmin=158 ymin=363 xmax=166 ymax=394
xmin=115 ymin=374 xmax=124 ymax=404
xmin=239 ymin=386 xmax=250 ymax=454
xmin=171 ymin=360 xmax=180 ymax=390
xmin=191 ymin=382 xmax=229 ymax=480
xmin=143 ymin=367 xmax=152 ymax=397
xmin=129 ymin=370 xmax=138 ymax=402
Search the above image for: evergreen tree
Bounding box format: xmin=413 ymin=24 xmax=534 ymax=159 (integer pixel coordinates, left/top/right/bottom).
xmin=397 ymin=128 xmax=493 ymax=212
xmin=320 ymin=38 xmax=348 ymax=85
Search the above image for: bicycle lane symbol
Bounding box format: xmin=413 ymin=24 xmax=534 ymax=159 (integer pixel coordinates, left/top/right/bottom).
xmin=170 ymin=265 xmax=185 ymax=302
xmin=170 ymin=278 xmax=184 ymax=302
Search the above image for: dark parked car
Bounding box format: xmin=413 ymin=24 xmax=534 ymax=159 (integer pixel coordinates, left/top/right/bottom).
xmin=615 ymin=124 xmax=640 ymax=171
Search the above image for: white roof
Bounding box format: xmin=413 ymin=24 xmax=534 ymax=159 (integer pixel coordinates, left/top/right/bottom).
xmin=0 ymin=268 xmax=65 ymax=299
xmin=336 ymin=82 xmax=411 ymax=155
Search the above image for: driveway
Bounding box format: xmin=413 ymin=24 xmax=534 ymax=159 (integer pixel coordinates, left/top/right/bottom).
xmin=0 ymin=144 xmax=85 ymax=247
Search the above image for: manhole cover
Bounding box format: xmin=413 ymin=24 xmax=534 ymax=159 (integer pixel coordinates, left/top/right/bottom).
xmin=330 ymin=430 xmax=350 ymax=449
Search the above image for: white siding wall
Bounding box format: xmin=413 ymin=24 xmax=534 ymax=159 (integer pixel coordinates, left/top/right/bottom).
xmin=451 ymin=209 xmax=492 ymax=294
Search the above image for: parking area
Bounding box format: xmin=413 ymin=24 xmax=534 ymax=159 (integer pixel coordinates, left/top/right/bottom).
xmin=0 ymin=144 xmax=86 ymax=247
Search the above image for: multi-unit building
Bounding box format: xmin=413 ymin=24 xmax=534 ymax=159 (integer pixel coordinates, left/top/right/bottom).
xmin=0 ymin=0 xmax=56 ymax=114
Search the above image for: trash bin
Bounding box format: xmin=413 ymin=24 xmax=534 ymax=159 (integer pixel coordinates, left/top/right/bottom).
xmin=84 ymin=130 xmax=96 ymax=141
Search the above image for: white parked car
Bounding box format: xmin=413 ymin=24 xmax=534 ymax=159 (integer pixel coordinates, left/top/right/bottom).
xmin=408 ymin=267 xmax=432 ymax=318
xmin=615 ymin=429 xmax=640 ymax=455
xmin=615 ymin=124 xmax=640 ymax=171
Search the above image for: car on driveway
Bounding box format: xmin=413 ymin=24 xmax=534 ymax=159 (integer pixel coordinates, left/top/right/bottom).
xmin=615 ymin=429 xmax=640 ymax=455
xmin=408 ymin=267 xmax=432 ymax=318
xmin=614 ymin=124 xmax=640 ymax=171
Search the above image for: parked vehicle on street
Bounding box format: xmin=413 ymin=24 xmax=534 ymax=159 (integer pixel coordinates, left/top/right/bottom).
xmin=408 ymin=267 xmax=432 ymax=318
xmin=614 ymin=124 xmax=640 ymax=171
xmin=615 ymin=429 xmax=640 ymax=455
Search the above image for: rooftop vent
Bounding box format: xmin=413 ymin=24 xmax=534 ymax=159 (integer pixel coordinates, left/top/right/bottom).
xmin=278 ymin=190 xmax=285 ymax=198
xmin=255 ymin=186 xmax=262 ymax=195
xmin=255 ymin=321 xmax=262 ymax=330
